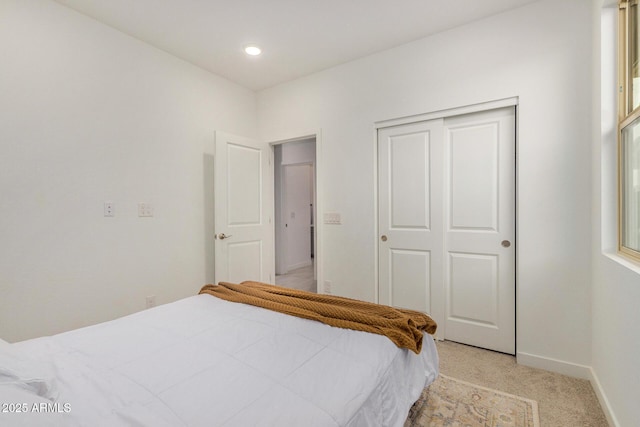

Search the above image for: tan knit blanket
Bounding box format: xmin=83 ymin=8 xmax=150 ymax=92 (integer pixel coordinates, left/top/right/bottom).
xmin=199 ymin=281 xmax=437 ymax=354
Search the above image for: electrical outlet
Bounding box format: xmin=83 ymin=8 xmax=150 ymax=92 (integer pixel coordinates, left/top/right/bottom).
xmin=104 ymin=202 xmax=115 ymax=217
xmin=324 ymin=280 xmax=332 ymax=294
xmin=145 ymin=295 xmax=156 ymax=309
xmin=138 ymin=202 xmax=154 ymax=217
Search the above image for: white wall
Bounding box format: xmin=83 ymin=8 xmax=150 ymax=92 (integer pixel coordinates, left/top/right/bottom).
xmin=258 ymin=0 xmax=593 ymax=372
xmin=591 ymin=2 xmax=640 ymax=426
xmin=0 ymin=0 xmax=256 ymax=342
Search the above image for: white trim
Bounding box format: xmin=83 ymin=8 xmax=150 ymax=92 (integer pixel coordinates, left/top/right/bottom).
xmin=372 ymin=127 xmax=379 ymax=304
xmin=516 ymin=351 xmax=591 ymax=379
xmin=375 ymin=97 xmax=519 ymax=130
xmin=603 ymin=252 xmax=640 ymax=276
xmin=268 ymin=134 xmax=317 ymax=146
xmin=315 ymin=130 xmax=323 ymax=292
xmin=287 ymin=260 xmax=313 ymax=271
xmin=589 ymin=368 xmax=620 ymax=427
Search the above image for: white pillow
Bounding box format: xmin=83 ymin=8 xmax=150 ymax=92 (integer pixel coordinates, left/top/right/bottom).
xmin=0 ymin=337 xmax=10 ymax=348
xmin=0 ymin=344 xmax=57 ymax=400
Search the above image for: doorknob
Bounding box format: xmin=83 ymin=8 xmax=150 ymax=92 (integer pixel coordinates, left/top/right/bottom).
xmin=216 ymin=233 xmax=233 ymax=240
xmin=501 ymin=240 xmax=511 ymax=248
xmin=381 ymin=235 xmax=388 ymax=242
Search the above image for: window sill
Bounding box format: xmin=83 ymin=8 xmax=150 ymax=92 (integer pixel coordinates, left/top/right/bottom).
xmin=603 ymin=251 xmax=640 ymax=276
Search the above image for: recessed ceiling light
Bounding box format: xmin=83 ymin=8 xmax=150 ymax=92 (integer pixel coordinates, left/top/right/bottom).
xmin=244 ymin=45 xmax=262 ymax=56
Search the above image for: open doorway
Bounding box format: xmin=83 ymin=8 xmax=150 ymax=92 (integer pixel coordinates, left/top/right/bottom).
xmin=274 ymin=138 xmax=317 ymax=292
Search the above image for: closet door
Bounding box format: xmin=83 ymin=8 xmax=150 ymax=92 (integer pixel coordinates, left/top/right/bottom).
xmin=443 ymin=107 xmax=515 ymax=354
xmin=377 ymin=106 xmax=516 ymax=354
xmin=377 ymin=119 xmax=445 ymax=331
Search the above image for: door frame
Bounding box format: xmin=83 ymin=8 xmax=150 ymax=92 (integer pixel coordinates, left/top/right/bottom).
xmin=269 ymin=131 xmax=323 ymax=291
xmin=374 ymin=97 xmax=518 ymax=346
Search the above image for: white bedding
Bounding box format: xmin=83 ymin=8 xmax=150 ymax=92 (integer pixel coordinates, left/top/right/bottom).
xmin=2 ymin=294 xmax=439 ymax=426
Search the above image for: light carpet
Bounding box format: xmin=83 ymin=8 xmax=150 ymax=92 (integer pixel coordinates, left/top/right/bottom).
xmin=405 ymin=374 xmax=540 ymax=427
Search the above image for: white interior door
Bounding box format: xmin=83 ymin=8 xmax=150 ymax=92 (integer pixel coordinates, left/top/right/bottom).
xmin=378 ymin=119 xmax=445 ymax=330
xmin=214 ymin=131 xmax=273 ymax=284
xmin=377 ymin=106 xmax=516 ymax=354
xmin=443 ymin=107 xmax=515 ymax=354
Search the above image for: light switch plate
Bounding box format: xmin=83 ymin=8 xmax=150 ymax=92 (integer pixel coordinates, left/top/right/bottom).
xmin=323 ymin=212 xmax=341 ymax=225
xmin=138 ymin=202 xmax=154 ymax=217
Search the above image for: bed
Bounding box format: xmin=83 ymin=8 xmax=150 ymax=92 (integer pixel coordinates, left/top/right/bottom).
xmin=0 ymin=283 xmax=439 ymax=427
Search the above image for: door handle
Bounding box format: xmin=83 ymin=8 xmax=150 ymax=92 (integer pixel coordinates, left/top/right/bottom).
xmin=216 ymin=233 xmax=233 ymax=240
xmin=501 ymin=240 xmax=511 ymax=248
xmin=380 ymin=235 xmax=388 ymax=242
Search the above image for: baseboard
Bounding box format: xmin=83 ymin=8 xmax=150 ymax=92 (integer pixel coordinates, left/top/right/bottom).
xmin=516 ymin=351 xmax=591 ymax=379
xmin=517 ymin=352 xmax=620 ymax=427
xmin=287 ymin=260 xmax=312 ymax=271
xmin=589 ymin=367 xmax=620 ymax=427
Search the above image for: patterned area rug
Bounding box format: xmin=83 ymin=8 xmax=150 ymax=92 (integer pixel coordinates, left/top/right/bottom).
xmin=405 ymin=374 xmax=540 ymax=427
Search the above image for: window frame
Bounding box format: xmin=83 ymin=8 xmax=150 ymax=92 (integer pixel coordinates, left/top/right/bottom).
xmin=618 ymin=0 xmax=640 ymax=262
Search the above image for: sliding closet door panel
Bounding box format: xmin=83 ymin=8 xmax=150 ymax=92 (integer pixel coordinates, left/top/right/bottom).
xmin=390 ymin=249 xmax=430 ymax=313
xmin=378 ymin=120 xmax=444 ymax=328
xmin=390 ymin=134 xmax=430 ymax=229
xmin=449 ymin=125 xmax=498 ymax=231
xmin=444 ymin=107 xmax=515 ymax=354
xmin=448 ymin=252 xmax=498 ymax=325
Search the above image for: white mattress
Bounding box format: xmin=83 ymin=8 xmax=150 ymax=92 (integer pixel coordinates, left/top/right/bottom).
xmin=5 ymin=294 xmax=439 ymax=426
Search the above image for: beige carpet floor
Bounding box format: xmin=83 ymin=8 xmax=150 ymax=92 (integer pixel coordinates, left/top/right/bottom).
xmin=436 ymin=340 xmax=609 ymax=427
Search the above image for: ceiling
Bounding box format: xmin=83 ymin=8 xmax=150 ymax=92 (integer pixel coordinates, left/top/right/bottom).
xmin=54 ymin=0 xmax=539 ymax=91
